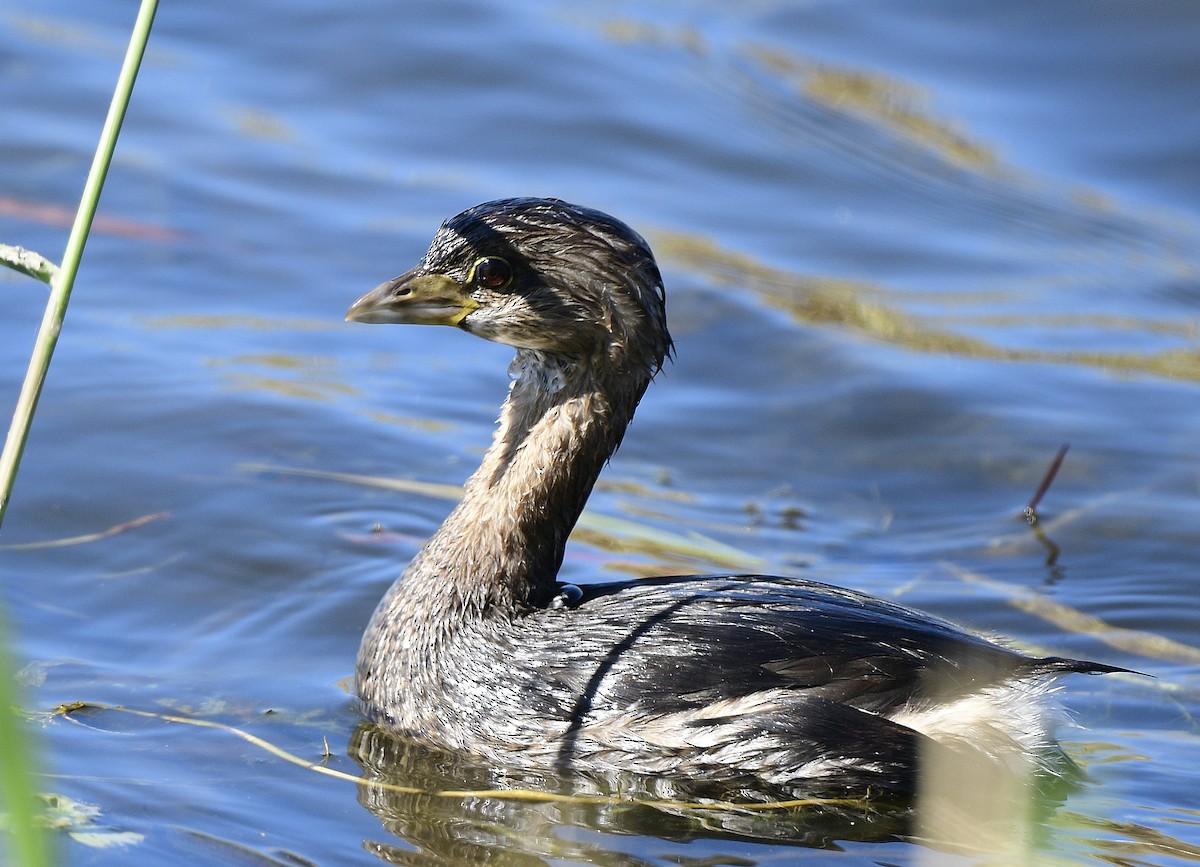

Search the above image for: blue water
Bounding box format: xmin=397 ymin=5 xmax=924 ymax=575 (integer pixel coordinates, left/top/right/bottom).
xmin=2 ymin=0 xmax=1199 ymax=863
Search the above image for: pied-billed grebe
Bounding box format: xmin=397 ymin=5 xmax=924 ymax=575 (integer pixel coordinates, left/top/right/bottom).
xmin=347 ymin=197 xmax=1121 ymax=792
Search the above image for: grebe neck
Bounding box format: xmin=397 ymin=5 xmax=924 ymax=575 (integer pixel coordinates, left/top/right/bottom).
xmin=389 ymin=348 xmax=646 ymax=617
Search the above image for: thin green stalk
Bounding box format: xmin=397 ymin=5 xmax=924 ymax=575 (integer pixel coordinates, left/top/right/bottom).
xmin=0 ymin=608 xmax=46 ymax=867
xmin=0 ymin=3 xmax=160 ymax=864
xmin=0 ymin=245 xmax=58 ymax=285
xmin=0 ymin=0 xmax=159 ymax=528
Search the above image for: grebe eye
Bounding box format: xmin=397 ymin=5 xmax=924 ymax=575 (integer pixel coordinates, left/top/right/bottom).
xmin=472 ymin=257 xmax=513 ymax=290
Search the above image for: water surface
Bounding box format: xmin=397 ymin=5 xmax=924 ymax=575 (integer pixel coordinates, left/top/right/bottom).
xmin=2 ymin=0 xmax=1198 ymax=863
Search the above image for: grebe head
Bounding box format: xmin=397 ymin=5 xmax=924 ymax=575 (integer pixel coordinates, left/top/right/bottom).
xmin=346 ymin=197 xmax=672 ymax=376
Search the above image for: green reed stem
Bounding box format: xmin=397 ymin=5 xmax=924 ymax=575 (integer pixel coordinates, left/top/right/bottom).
xmin=0 ymin=0 xmax=159 ymax=529
xmin=0 ymin=245 xmax=58 ymax=285
xmin=0 ymin=2 xmax=159 ymax=864
xmin=0 ymin=609 xmax=47 ymax=867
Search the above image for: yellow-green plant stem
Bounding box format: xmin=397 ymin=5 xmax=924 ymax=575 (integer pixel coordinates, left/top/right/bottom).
xmin=0 ymin=3 xmax=159 ymax=865
xmin=0 ymin=245 xmax=58 ymax=285
xmin=0 ymin=0 xmax=159 ymax=529
xmin=0 ymin=609 xmax=46 ymax=867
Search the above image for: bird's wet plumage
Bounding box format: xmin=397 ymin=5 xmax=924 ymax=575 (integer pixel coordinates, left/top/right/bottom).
xmin=348 ymin=197 xmax=1122 ymax=795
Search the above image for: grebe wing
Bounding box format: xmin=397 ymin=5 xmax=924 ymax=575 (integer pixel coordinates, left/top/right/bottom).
xmin=548 ymin=574 xmax=1095 ymax=717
